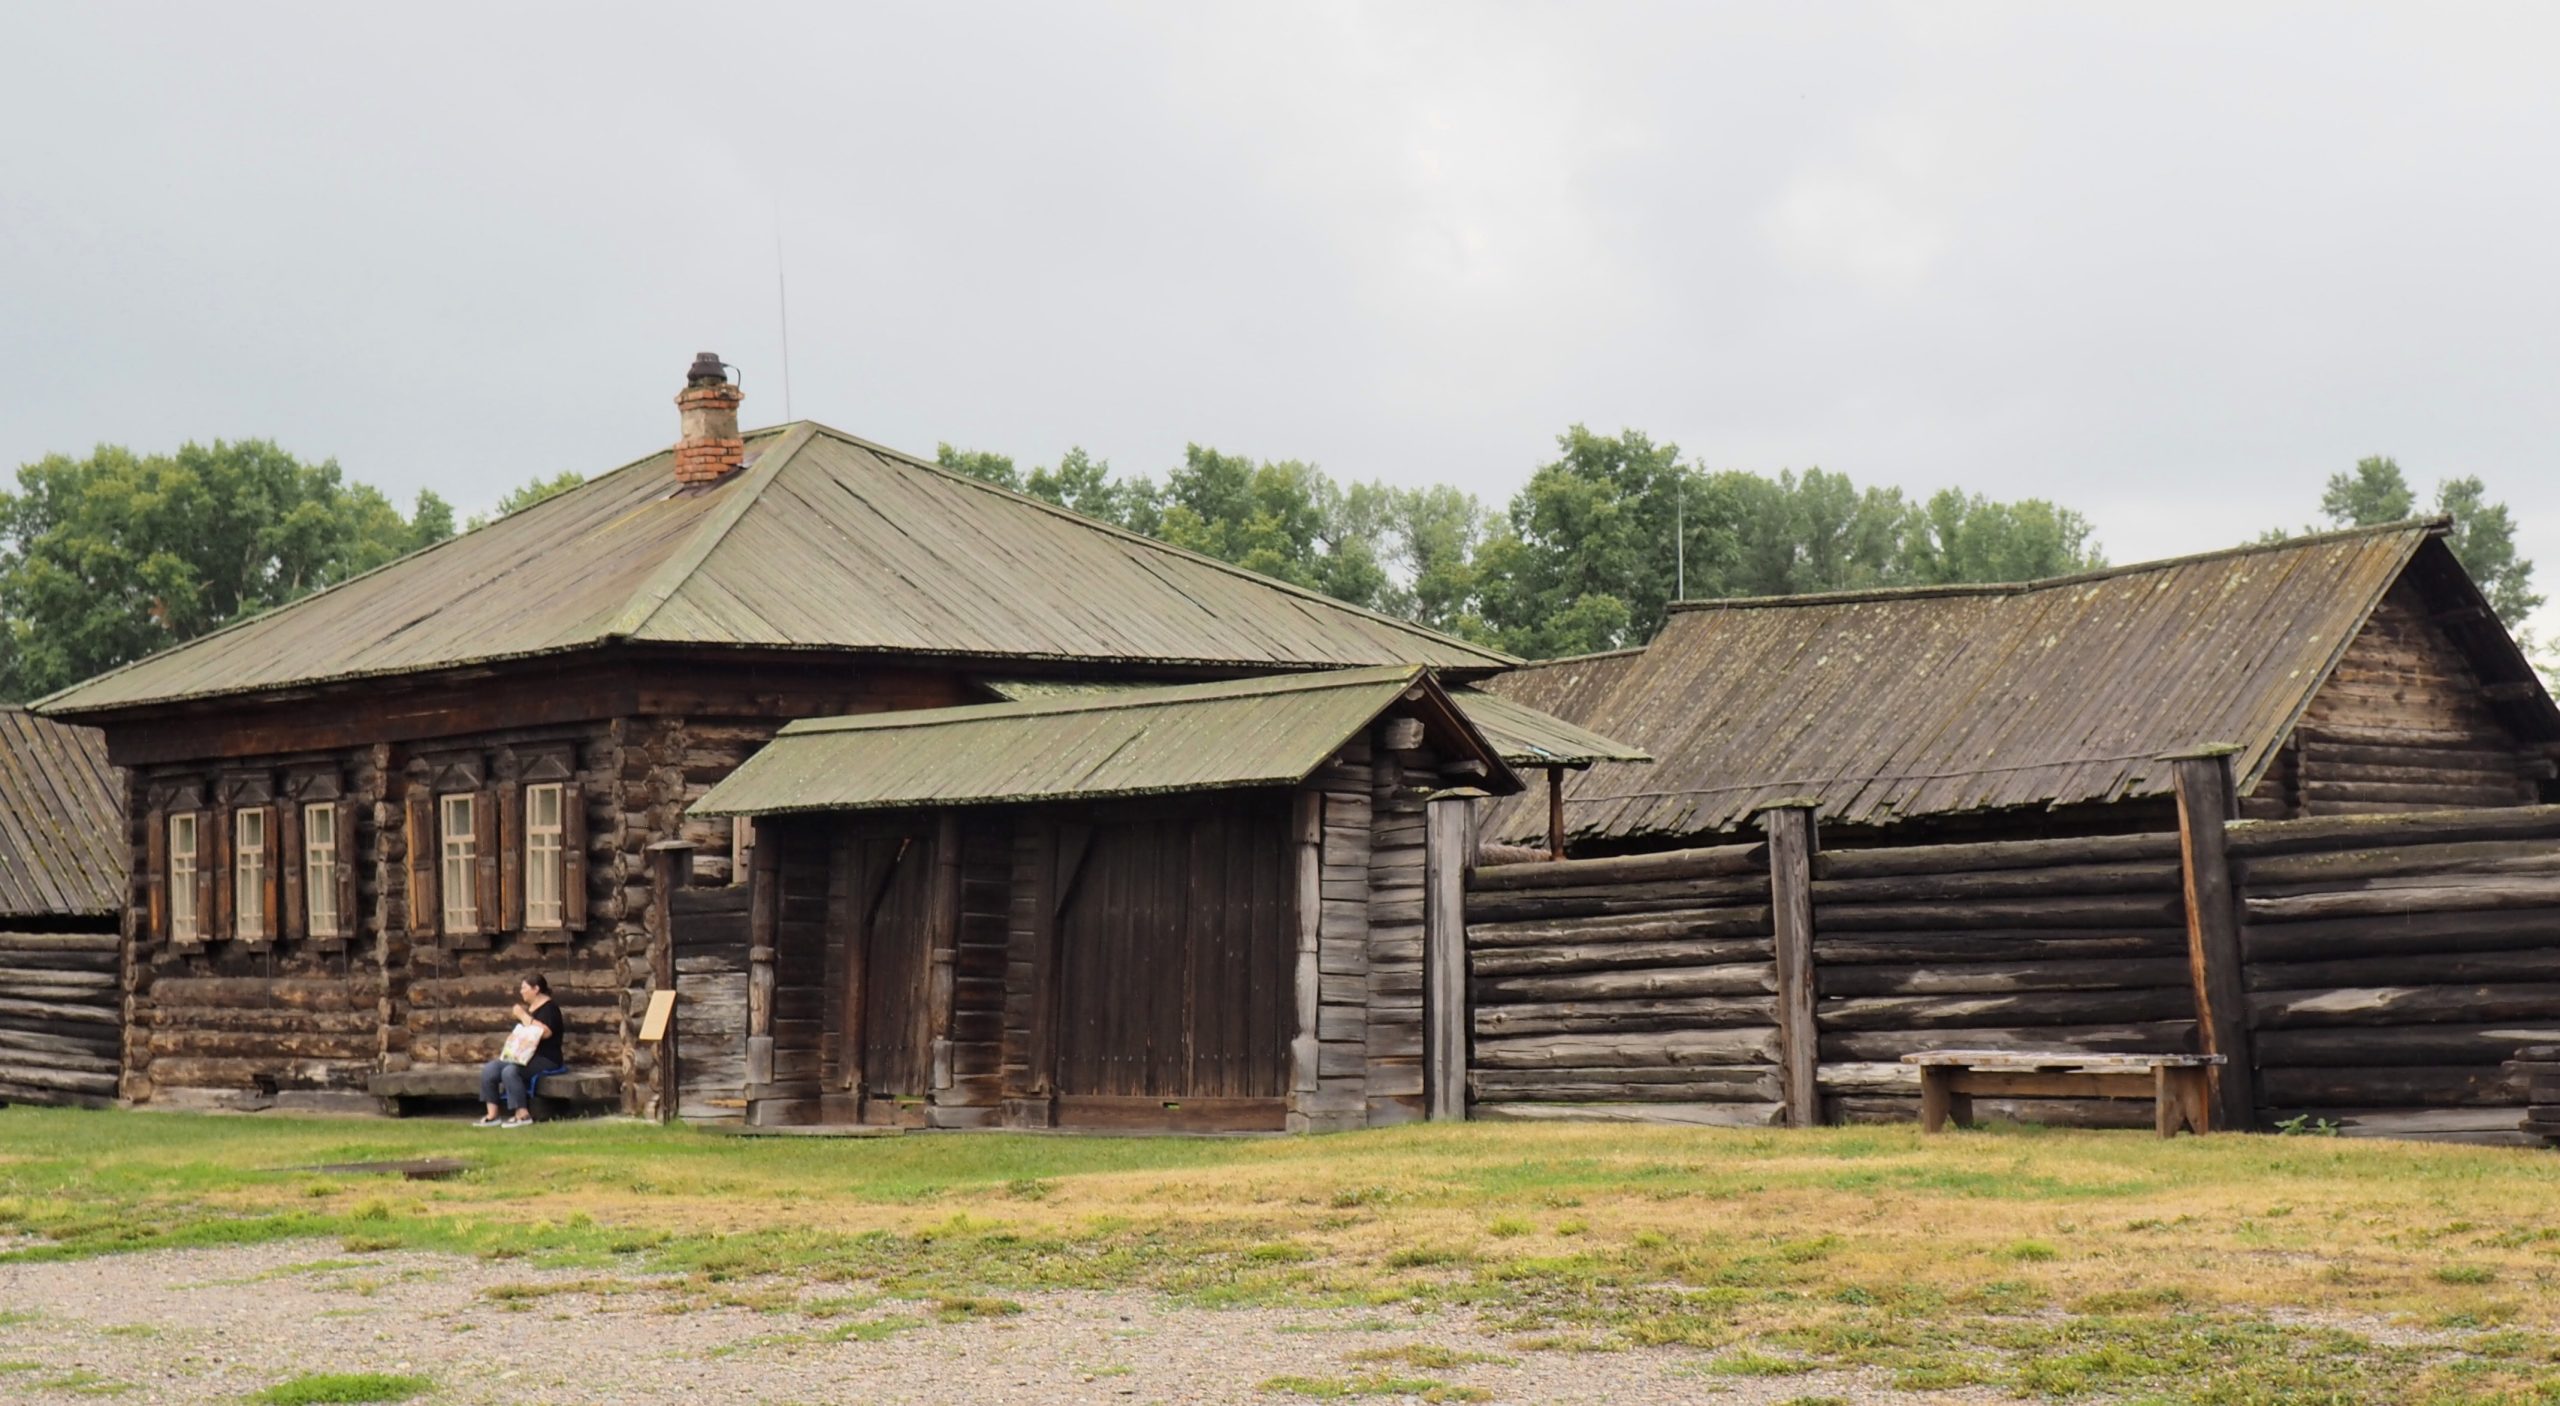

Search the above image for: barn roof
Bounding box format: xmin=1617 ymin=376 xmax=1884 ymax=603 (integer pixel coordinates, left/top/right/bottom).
xmin=0 ymin=710 xmax=123 ymax=920
xmin=975 ymin=675 xmax=1648 ymax=769
xmin=39 ymin=423 xmax=1511 ymax=716
xmin=1482 ymin=521 xmax=2560 ymax=847
xmin=694 ymin=665 xmax=1519 ymax=816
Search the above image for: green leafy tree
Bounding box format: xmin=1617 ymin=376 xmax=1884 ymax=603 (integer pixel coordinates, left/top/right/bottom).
xmin=933 ymin=443 xmax=1022 ymax=492
xmin=2310 ymin=456 xmax=2544 ymax=631
xmin=0 ymin=440 xmax=454 ymax=700
xmin=464 ymin=469 xmax=587 ymax=531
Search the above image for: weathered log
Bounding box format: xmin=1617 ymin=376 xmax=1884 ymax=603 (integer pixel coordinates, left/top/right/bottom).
xmin=2238 ymin=838 xmax=2560 ymax=888
xmin=1814 ymin=1061 xmax=1920 ymax=1093
xmin=2256 ymin=1064 xmax=2520 ymax=1108
xmin=140 ymin=1006 xmax=377 ymax=1036
xmin=141 ymin=1056 xmax=370 ymax=1089
xmin=2298 ymin=780 xmax=2526 ymax=807
xmin=148 ymin=977 xmax=386 ymax=1010
xmin=1472 ymin=1026 xmax=1780 ymax=1069
xmin=0 ymin=971 xmax=119 ymax=1000
xmin=1466 ymin=877 xmax=1775 ymax=922
xmin=2248 ymin=856 xmax=2560 ymax=901
xmin=0 ymin=1063 xmax=118 ymax=1096
xmin=2258 ymin=1023 xmax=2560 ymax=1067
xmin=1808 ymin=861 xmax=2181 ymax=904
xmin=2245 ymin=877 xmax=2560 ymax=923
xmin=0 ymin=1026 xmax=120 ymax=1060
xmin=2227 ymin=805 xmax=2560 ymax=858
xmin=1816 ymin=1021 xmax=2194 ymax=1063
xmin=1810 ymin=929 xmax=2187 ymax=965
xmin=0 ymin=996 xmax=119 ymax=1027
xmin=1473 ymin=994 xmax=1778 ymax=1037
xmin=2301 ymin=738 xmax=2531 ymax=774
xmin=2300 ymin=760 xmax=2528 ymax=790
xmin=1812 ymin=894 xmax=2188 ymax=932
xmin=1814 ymin=832 xmax=2180 ymax=879
xmin=145 ymin=1029 xmax=376 ymax=1061
xmin=1819 ymin=957 xmax=2194 ymax=998
xmin=0 ymin=1042 xmax=116 ymax=1075
xmin=1465 ymin=910 xmax=1774 ymax=948
xmin=1469 ymin=1065 xmax=1782 ymax=1102
xmin=1466 ymin=842 xmax=1766 ymax=891
xmin=2245 ymin=949 xmax=2560 ymax=994
xmin=0 ymin=932 xmax=118 ymax=954
xmin=2249 ymin=983 xmax=2560 ymax=1030
xmin=2241 ymin=908 xmax=2560 ymax=962
xmin=1473 ymin=962 xmax=1776 ymax=1003
xmin=1468 ymin=1100 xmax=1786 ymax=1127
xmin=1816 ymin=988 xmax=2194 ymax=1032
xmin=1467 ymin=937 xmax=1772 ymax=977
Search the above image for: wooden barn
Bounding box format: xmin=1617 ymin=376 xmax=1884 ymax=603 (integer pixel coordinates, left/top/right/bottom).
xmin=0 ymin=709 xmax=125 ymax=1107
xmin=1482 ymin=521 xmax=2560 ymax=855
xmin=686 ymin=666 xmax=1520 ymax=1132
xmin=31 ymin=354 xmax=1633 ymax=1121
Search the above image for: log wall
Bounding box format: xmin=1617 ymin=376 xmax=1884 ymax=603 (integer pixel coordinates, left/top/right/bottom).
xmin=0 ymin=930 xmax=125 ymax=1106
xmin=1462 ymin=842 xmax=1786 ymax=1127
xmin=2233 ymin=805 xmax=2560 ymax=1142
xmin=671 ymin=886 xmax=749 ymax=1123
xmin=2290 ymin=582 xmax=2548 ymax=816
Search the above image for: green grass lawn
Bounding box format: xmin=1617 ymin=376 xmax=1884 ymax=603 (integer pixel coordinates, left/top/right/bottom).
xmin=6 ymin=1107 xmax=2560 ymax=1402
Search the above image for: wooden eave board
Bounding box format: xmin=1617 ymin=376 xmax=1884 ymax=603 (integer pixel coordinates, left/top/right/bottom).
xmin=1480 ymin=523 xmax=2446 ymax=847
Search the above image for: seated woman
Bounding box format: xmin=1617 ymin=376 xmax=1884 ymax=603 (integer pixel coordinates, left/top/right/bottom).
xmin=475 ymin=974 xmax=566 ymax=1128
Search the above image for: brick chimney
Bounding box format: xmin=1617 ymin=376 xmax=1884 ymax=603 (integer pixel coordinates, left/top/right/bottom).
xmin=673 ymin=351 xmax=746 ymax=484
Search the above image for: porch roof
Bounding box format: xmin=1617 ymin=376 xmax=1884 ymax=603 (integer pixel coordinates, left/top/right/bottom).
xmin=692 ymin=665 xmax=1521 ymax=816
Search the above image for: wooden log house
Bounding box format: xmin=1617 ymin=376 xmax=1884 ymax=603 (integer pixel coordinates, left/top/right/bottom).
xmin=35 ymin=354 xmax=1627 ymax=1119
xmin=0 ymin=709 xmax=125 ymax=1106
xmin=1483 ymin=521 xmax=2560 ymax=854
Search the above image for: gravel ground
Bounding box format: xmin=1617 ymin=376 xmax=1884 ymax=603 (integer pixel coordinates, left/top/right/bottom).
xmin=0 ymin=1240 xmax=2007 ymax=1405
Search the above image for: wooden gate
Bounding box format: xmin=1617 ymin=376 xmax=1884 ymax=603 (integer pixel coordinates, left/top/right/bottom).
xmin=1052 ymin=801 xmax=1294 ymax=1130
xmin=840 ymin=829 xmax=941 ymax=1125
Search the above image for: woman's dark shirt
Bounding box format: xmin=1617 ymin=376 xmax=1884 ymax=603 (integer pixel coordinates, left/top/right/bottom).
xmin=526 ymin=999 xmax=566 ymax=1065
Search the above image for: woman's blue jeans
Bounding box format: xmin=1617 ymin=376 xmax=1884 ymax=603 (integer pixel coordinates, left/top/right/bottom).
xmin=478 ymin=1054 xmax=564 ymax=1112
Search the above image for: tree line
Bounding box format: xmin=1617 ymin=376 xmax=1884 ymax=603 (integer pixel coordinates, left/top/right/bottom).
xmin=0 ymin=432 xmax=2540 ymax=702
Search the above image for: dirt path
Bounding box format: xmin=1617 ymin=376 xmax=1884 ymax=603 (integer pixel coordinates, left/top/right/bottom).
xmin=0 ymin=1240 xmax=2000 ymax=1405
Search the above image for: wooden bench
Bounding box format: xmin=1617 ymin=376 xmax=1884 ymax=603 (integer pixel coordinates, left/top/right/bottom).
xmin=1901 ymin=1051 xmax=2225 ymax=1137
xmin=368 ymin=1067 xmax=619 ymax=1118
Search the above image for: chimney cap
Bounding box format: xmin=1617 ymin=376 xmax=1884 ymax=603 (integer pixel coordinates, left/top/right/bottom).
xmin=686 ymin=351 xmax=731 ymax=386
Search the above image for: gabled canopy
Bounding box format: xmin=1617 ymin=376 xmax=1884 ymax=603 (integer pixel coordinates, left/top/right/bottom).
xmin=695 ymin=666 xmax=1518 ymax=816
xmin=40 ymin=423 xmax=1511 ymax=716
xmin=1484 ymin=522 xmax=2560 ymax=847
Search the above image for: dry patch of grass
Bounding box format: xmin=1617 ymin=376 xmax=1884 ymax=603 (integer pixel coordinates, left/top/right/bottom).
xmin=6 ymin=1108 xmax=2560 ymax=1401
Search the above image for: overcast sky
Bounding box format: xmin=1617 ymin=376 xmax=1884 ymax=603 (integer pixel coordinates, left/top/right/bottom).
xmin=5 ymin=3 xmax=2556 ymax=642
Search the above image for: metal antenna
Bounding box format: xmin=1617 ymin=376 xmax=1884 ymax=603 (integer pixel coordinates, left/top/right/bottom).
xmin=775 ymin=200 xmax=794 ymax=421
xmin=1675 ymin=479 xmax=1686 ymax=600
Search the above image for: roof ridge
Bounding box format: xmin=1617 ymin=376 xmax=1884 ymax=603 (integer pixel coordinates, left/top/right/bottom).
xmin=30 ymin=432 xmax=762 ymax=715
xmin=603 ymin=423 xmax=819 ymax=640
xmin=779 ymin=663 xmax=1426 ymax=736
xmin=1666 ymin=518 xmax=2451 ymax=615
xmin=794 ymin=421 xmax=1517 ymax=668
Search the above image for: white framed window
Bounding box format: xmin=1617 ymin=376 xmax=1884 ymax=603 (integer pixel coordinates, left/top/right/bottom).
xmin=304 ymin=801 xmax=340 ymax=938
xmin=235 ymin=808 xmax=268 ymax=940
xmin=440 ymin=793 xmax=478 ymax=934
xmin=170 ymin=812 xmax=200 ymax=942
xmin=525 ymin=783 xmax=565 ymax=929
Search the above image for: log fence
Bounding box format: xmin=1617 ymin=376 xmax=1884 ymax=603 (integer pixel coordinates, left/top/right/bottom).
xmin=0 ymin=930 xmax=121 ymax=1106
xmin=1463 ymin=777 xmax=2560 ymax=1142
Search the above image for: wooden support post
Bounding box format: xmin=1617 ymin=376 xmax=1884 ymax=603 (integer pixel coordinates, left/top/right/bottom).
xmin=2170 ymin=749 xmax=2255 ymax=1133
xmin=1287 ymin=792 xmax=1324 ymax=1130
xmin=1424 ymin=790 xmax=1476 ymax=1122
xmin=1759 ymin=802 xmax=1821 ymax=1129
xmin=926 ymin=813 xmax=961 ymax=1105
xmin=645 ymin=840 xmax=695 ymax=1125
xmin=745 ymin=835 xmax=779 ymax=1091
xmin=1545 ymin=767 xmax=1566 ymax=861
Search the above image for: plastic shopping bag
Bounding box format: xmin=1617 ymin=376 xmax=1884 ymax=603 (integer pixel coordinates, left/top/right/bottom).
xmin=499 ymin=1021 xmax=543 ymax=1066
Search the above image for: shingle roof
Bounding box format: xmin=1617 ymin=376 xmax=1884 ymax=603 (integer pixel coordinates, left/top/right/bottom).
xmin=39 ymin=424 xmax=1512 ymax=715
xmin=694 ymin=665 xmax=1518 ymax=816
xmin=1482 ymin=521 xmax=2560 ymax=847
xmin=0 ymin=709 xmax=123 ymax=920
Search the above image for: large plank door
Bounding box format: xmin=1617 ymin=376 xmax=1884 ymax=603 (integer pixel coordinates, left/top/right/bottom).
xmin=842 ymin=830 xmax=939 ymax=1125
xmin=1051 ymin=800 xmax=1295 ymax=1131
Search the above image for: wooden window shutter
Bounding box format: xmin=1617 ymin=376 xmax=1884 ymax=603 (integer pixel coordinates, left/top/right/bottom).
xmin=497 ymin=779 xmax=524 ymax=934
xmin=407 ymin=788 xmax=439 ymax=939
xmin=336 ymin=847 xmax=360 ymax=945
xmin=279 ymin=801 xmax=306 ymax=942
xmin=210 ymin=803 xmax=234 ymax=941
xmin=191 ymin=810 xmax=215 ymax=941
xmin=144 ymin=806 xmax=167 ymax=942
xmin=561 ymin=784 xmax=588 ymax=932
xmin=258 ymin=803 xmax=283 ymax=942
xmin=473 ymin=786 xmax=500 ymax=937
